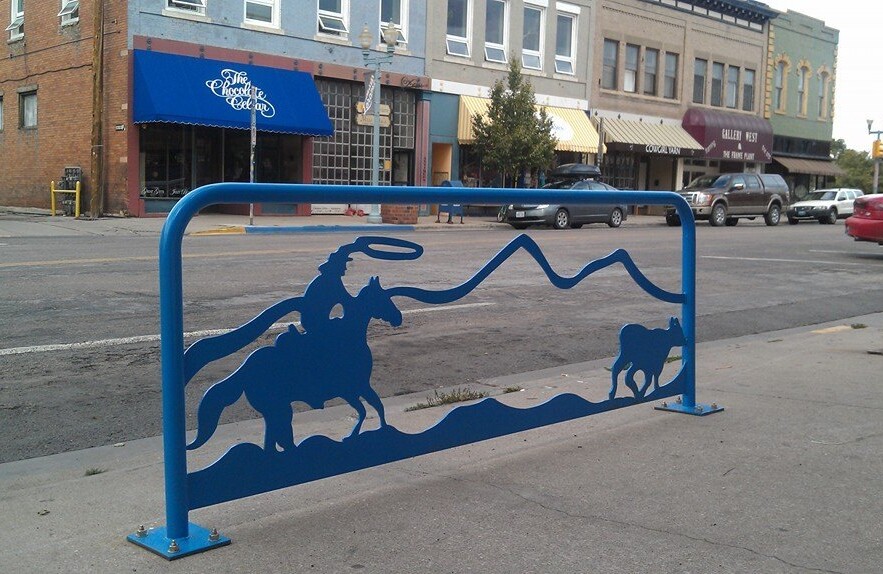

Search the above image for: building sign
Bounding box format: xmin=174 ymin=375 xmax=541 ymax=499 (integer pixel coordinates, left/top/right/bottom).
xmin=206 ymin=69 xmax=276 ymax=119
xmin=604 ymin=142 xmax=699 ymax=157
xmin=547 ymin=113 xmax=575 ymax=144
xmin=682 ymin=108 xmax=773 ymax=163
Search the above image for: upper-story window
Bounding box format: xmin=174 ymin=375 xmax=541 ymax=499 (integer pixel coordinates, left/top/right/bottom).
xmin=797 ymin=65 xmax=810 ymax=116
xmin=20 ymin=91 xmax=37 ymax=129
xmin=643 ymin=48 xmax=658 ymax=95
xmin=817 ymin=70 xmax=830 ymax=119
xmin=692 ymin=58 xmax=707 ymax=104
xmin=6 ymin=0 xmax=24 ymax=40
xmin=602 ymin=39 xmax=618 ymax=90
xmin=623 ymin=44 xmax=639 ymax=92
xmin=554 ymin=3 xmax=578 ymax=75
xmin=773 ymin=60 xmax=787 ymax=112
xmin=318 ymin=0 xmax=348 ymax=36
xmin=381 ymin=0 xmax=408 ymax=46
xmin=710 ymin=61 xmax=724 ymax=106
xmin=245 ymin=0 xmax=279 ymax=27
xmin=58 ymin=0 xmax=80 ymax=25
xmin=663 ymin=52 xmax=678 ymax=99
xmin=167 ymin=0 xmax=205 ymax=16
xmin=446 ymin=0 xmax=471 ymax=57
xmin=742 ymin=68 xmax=755 ymax=111
xmin=484 ymin=0 xmax=508 ymax=63
xmin=726 ymin=66 xmax=739 ymax=108
xmin=522 ymin=3 xmax=544 ymax=70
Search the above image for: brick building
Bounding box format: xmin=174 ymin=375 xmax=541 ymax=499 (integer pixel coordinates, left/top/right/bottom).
xmin=1 ymin=1 xmax=129 ymax=215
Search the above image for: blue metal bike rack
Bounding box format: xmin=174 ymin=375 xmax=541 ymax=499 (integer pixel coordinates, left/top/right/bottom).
xmin=128 ymin=183 xmax=722 ymax=559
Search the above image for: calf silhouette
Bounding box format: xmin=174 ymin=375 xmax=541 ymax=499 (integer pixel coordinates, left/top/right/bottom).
xmin=609 ymin=317 xmax=685 ymax=400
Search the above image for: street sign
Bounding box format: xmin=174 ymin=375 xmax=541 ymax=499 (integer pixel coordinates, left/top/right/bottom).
xmin=356 ymin=113 xmax=391 ymax=127
xmin=356 ymin=102 xmax=391 ymax=116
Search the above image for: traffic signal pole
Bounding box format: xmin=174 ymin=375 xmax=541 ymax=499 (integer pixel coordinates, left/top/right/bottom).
xmin=868 ymin=121 xmax=881 ymax=195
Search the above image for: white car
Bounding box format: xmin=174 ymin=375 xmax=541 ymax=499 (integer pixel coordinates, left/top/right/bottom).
xmin=786 ymin=188 xmax=864 ymax=224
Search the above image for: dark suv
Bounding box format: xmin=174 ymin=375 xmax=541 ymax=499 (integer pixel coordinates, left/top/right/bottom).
xmin=665 ymin=173 xmax=790 ymax=227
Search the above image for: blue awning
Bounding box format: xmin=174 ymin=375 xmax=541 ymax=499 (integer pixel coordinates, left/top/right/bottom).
xmin=133 ymin=49 xmax=333 ymax=137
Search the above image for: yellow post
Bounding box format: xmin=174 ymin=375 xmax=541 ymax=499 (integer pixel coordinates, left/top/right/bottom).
xmin=74 ymin=181 xmax=81 ymax=218
xmin=51 ymin=181 xmax=57 ymax=216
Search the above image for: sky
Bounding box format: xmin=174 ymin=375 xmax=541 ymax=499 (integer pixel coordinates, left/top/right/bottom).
xmin=765 ymin=1 xmax=883 ymax=153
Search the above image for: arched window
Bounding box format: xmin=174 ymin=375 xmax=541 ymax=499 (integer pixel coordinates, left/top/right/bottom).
xmin=773 ymin=60 xmax=787 ymax=112
xmin=797 ymin=65 xmax=810 ymax=116
xmin=817 ymin=70 xmax=830 ymax=119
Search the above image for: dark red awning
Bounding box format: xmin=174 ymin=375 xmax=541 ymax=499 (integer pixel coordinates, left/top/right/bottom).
xmin=682 ymin=108 xmax=773 ymax=163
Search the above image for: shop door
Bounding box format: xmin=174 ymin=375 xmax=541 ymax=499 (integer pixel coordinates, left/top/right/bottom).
xmin=392 ymin=151 xmax=412 ymax=186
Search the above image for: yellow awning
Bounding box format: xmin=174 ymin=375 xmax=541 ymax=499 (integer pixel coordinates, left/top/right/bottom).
xmin=595 ymin=116 xmax=704 ymax=156
xmin=458 ymin=95 xmax=600 ymax=154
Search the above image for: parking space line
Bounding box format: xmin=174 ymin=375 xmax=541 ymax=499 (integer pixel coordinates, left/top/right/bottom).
xmin=701 ymin=255 xmax=871 ymax=267
xmin=0 ymin=302 xmax=494 ymax=357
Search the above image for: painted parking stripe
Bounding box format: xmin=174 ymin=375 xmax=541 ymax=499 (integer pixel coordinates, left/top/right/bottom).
xmin=701 ymin=255 xmax=872 ymax=267
xmin=0 ymin=302 xmax=494 ymax=357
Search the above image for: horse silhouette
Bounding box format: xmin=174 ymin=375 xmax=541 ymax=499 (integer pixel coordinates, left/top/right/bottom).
xmin=609 ymin=317 xmax=685 ymax=400
xmin=187 ymin=276 xmax=402 ymax=452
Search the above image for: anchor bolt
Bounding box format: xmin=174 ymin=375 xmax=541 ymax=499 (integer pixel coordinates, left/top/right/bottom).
xmin=168 ymin=540 xmax=180 ymax=554
xmin=135 ymin=525 xmax=147 ymax=538
xmin=209 ymin=528 xmax=220 ymax=542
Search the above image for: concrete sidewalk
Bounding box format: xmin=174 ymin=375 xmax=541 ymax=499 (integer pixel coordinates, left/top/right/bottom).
xmin=0 ymin=206 xmax=667 ymax=238
xmin=1 ymin=314 xmax=881 ymax=573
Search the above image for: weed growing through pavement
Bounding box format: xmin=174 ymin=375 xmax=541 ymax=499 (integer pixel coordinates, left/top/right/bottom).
xmin=503 ymin=386 xmax=523 ymax=393
xmin=84 ymin=468 xmax=106 ymax=476
xmin=851 ymin=323 xmax=867 ymax=329
xmin=405 ymin=387 xmax=488 ymax=411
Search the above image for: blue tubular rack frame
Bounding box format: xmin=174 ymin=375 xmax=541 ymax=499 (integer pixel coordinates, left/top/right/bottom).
xmin=129 ymin=183 xmax=719 ymax=559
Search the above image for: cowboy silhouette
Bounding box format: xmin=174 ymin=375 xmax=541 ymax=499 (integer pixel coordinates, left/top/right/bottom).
xmin=183 ymin=237 xmax=424 ymax=386
xmin=300 ymin=245 xmax=357 ymax=335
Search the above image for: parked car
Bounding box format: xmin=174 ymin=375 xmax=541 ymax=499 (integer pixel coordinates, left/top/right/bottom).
xmin=786 ymin=188 xmax=864 ymax=224
xmin=505 ymin=164 xmax=628 ymax=230
xmin=845 ymin=194 xmax=883 ymax=245
xmin=665 ymin=173 xmax=789 ymax=227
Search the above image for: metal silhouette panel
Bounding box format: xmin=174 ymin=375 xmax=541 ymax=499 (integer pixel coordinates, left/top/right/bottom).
xmin=128 ymin=183 xmax=721 ymax=559
xmin=182 ymin=234 xmax=688 ymax=509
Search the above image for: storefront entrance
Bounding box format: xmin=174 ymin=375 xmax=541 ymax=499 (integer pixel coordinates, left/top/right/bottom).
xmin=132 ymin=49 xmax=332 ymax=216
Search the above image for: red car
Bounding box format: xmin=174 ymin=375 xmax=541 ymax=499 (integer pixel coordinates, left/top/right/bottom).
xmin=845 ymin=194 xmax=883 ymax=245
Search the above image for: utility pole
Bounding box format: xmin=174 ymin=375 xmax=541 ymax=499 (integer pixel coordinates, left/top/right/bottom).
xmin=90 ymin=0 xmax=105 ymax=219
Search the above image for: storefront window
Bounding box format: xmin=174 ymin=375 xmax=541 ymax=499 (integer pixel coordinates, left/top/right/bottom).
xmin=312 ymin=78 xmax=416 ymax=186
xmin=140 ymin=124 xmax=302 ymax=198
xmin=601 ymin=153 xmax=636 ymax=190
xmin=141 ymin=124 xmax=191 ymax=197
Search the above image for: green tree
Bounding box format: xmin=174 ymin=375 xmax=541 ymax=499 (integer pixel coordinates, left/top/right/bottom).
xmin=832 ymin=139 xmax=874 ymax=193
xmin=472 ymin=58 xmax=557 ymax=187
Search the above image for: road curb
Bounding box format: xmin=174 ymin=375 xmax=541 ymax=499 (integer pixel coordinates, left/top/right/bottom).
xmin=244 ymin=224 xmax=417 ymax=234
xmin=188 ymin=226 xmax=247 ymax=236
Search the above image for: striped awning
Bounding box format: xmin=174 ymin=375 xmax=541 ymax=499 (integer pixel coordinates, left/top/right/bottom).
xmin=773 ymin=156 xmax=845 ymax=177
xmin=595 ymin=116 xmax=704 ymax=157
xmin=458 ymin=95 xmax=601 ymax=154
